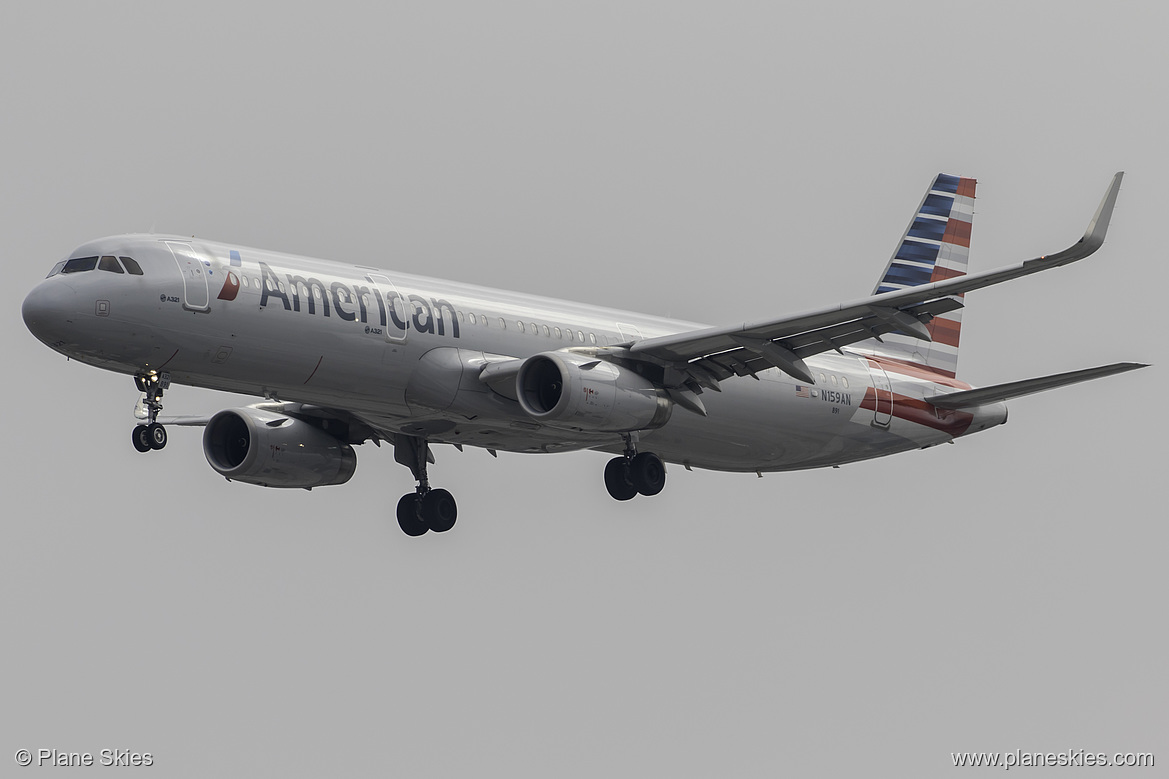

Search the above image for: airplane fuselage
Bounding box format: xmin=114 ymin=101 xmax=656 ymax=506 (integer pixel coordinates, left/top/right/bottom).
xmin=22 ymin=234 xmax=1005 ymax=474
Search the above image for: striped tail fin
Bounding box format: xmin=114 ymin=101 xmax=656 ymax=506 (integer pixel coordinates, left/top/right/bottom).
xmin=867 ymin=173 xmax=976 ymax=378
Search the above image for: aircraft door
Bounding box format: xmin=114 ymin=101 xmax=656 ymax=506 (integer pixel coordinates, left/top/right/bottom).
xmin=865 ymin=359 xmax=893 ymax=428
xmin=165 ymin=241 xmax=210 ymax=312
xmin=617 ymin=322 xmax=644 ymax=343
xmin=366 ymin=273 xmax=409 ymax=344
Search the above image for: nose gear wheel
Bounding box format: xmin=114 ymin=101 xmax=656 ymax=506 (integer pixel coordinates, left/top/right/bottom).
xmin=131 ymin=373 xmax=170 ymax=453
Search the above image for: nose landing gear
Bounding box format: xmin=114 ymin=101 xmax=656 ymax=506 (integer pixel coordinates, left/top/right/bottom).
xmin=132 ymin=373 xmax=170 ymax=453
xmin=393 ymin=436 xmax=458 ymax=536
xmin=131 ymin=422 xmax=167 ymax=452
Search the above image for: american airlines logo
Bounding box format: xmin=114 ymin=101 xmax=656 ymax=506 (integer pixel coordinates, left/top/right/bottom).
xmin=236 ymin=261 xmax=461 ymax=338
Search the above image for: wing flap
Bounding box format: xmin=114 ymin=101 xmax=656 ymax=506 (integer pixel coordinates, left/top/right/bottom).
xmin=676 ymin=297 xmax=965 ymax=386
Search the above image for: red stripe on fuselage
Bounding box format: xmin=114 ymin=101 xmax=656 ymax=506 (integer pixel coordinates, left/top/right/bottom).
xmin=864 ymin=356 xmax=971 ymax=387
xmin=860 ymin=388 xmax=975 ymax=435
xmin=304 ymin=355 xmax=324 ymax=384
xmin=157 ymin=348 xmax=180 ymax=370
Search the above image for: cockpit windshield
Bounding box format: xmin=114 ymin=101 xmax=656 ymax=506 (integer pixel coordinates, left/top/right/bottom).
xmin=59 ymin=256 xmax=98 ymax=274
xmin=48 ymin=255 xmax=144 ymax=278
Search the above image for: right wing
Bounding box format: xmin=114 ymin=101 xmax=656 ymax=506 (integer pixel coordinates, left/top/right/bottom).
xmin=625 ymin=172 xmax=1124 ymax=388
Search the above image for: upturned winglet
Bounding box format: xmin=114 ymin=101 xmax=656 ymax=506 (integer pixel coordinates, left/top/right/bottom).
xmin=1052 ymin=171 xmax=1123 ymax=263
xmin=1086 ymin=171 xmax=1124 ymax=246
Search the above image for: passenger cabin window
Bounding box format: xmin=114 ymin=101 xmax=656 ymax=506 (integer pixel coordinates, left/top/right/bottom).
xmin=99 ymin=255 xmax=124 ymax=273
xmin=61 ymin=256 xmax=99 ymax=274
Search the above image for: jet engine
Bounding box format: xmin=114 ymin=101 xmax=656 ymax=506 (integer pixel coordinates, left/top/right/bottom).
xmin=516 ymin=351 xmax=672 ymax=432
xmin=203 ymin=407 xmax=357 ymax=489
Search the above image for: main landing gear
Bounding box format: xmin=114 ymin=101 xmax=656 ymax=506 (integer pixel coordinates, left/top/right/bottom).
xmin=394 ymin=436 xmax=458 ymax=537
xmin=131 ymin=373 xmax=169 ymax=453
xmin=604 ymin=434 xmax=666 ymax=501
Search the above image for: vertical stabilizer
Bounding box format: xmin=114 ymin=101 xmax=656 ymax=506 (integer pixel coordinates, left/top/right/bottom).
xmin=866 ymin=173 xmax=975 ymax=377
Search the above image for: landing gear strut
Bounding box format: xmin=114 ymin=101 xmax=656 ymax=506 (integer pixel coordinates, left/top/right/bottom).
xmin=394 ymin=436 xmax=458 ymax=536
xmin=604 ymin=434 xmax=666 ymax=501
xmin=132 ymin=373 xmax=169 ymax=453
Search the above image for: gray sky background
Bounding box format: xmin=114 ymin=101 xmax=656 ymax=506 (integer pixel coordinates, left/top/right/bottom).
xmin=3 ymin=2 xmax=1165 ymax=776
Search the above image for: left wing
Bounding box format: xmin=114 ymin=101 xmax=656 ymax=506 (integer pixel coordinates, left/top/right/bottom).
xmin=157 ymin=403 xmax=383 ymax=444
xmin=625 ymin=172 xmax=1123 ymax=389
xmin=155 ymin=415 xmax=214 ymax=426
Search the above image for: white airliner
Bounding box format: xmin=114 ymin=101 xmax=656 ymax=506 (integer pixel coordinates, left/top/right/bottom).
xmin=22 ymin=173 xmax=1145 ymax=536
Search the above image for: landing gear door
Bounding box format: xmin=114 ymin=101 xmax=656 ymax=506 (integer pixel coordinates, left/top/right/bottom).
xmin=165 ymin=241 xmax=210 ymax=312
xmin=865 ymin=359 xmax=893 ymax=428
xmin=366 ymin=273 xmax=409 ymax=344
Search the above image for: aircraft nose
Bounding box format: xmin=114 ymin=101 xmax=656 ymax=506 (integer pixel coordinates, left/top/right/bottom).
xmin=22 ymin=280 xmax=77 ymax=345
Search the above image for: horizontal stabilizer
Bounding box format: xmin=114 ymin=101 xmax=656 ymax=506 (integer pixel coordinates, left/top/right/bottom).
xmin=925 ymin=362 xmax=1147 ymax=409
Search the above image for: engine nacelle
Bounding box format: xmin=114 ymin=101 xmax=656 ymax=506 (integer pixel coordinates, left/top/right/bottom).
xmin=516 ymin=351 xmax=672 ymax=432
xmin=203 ymin=407 xmax=357 ymax=489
